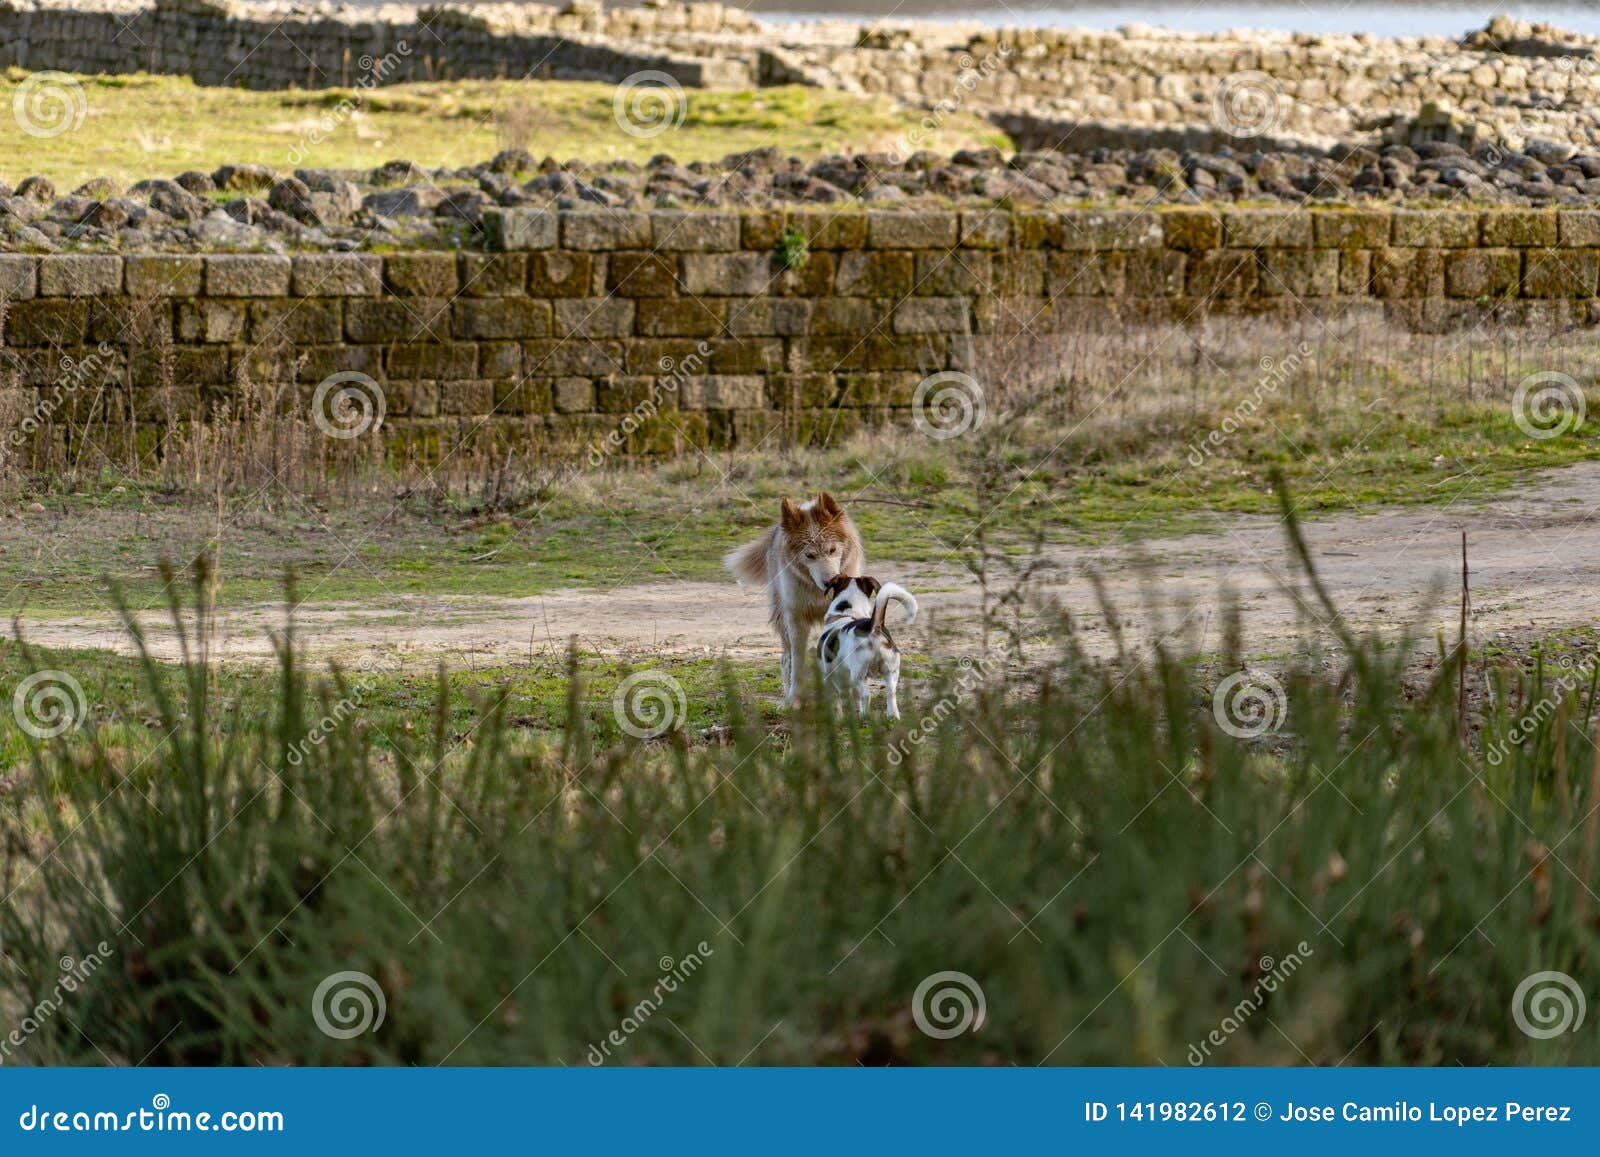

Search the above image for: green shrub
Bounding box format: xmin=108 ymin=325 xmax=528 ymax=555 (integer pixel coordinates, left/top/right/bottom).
xmin=2 ymin=546 xmax=1597 ymax=1066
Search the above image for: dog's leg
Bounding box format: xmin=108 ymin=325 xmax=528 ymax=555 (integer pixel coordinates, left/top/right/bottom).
xmin=885 ymin=666 xmax=901 ymax=719
xmin=780 ymin=616 xmax=805 ymax=705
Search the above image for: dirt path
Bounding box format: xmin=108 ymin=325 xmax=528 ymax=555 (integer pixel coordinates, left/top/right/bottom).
xmin=17 ymin=463 xmax=1600 ymax=667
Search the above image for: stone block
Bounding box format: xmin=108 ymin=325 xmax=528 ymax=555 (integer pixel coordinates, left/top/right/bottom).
xmin=1059 ymin=211 xmax=1162 ymax=250
xmin=636 ymin=297 xmax=726 ymax=336
xmin=1312 ymin=211 xmax=1389 ymax=249
xmin=206 ymin=254 xmax=291 ymax=296
xmin=562 ymin=212 xmax=651 ymax=250
xmin=1444 ymin=250 xmax=1519 ymax=298
xmin=868 ymin=211 xmax=959 ymax=249
xmin=680 ymin=375 xmax=766 ymax=409
xmin=459 ymin=254 xmax=526 ymax=295
xmin=607 ymin=252 xmax=678 ymax=297
xmin=553 ymin=298 xmax=634 ymax=337
xmin=452 ymin=298 xmax=552 ymax=339
xmin=1523 ymin=249 xmax=1598 ymax=298
xmin=1161 ymin=209 xmax=1222 ymax=250
xmin=385 ymin=254 xmax=459 ymax=297
xmin=124 ymin=254 xmax=202 ymax=296
xmin=39 ymin=255 xmax=122 ymax=297
xmin=891 ymin=297 xmax=968 ymax=334
xmin=682 ymin=252 xmax=776 ymax=296
xmin=1481 ymin=210 xmax=1557 ymax=247
xmin=483 ymin=208 xmax=558 ymax=251
xmin=0 ymin=255 xmax=37 ymax=300
xmin=835 ymin=251 xmax=913 ymax=296
xmin=525 ymin=251 xmax=593 ymax=297
xmin=1391 ymin=211 xmax=1478 ymax=248
xmin=649 ymin=211 xmax=741 ymax=251
xmin=1223 ymin=210 xmax=1313 ymax=248
xmin=291 ymin=254 xmax=382 ymax=296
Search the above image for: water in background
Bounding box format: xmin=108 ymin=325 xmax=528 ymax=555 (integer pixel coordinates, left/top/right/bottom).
xmin=740 ymin=1 xmax=1600 ymax=36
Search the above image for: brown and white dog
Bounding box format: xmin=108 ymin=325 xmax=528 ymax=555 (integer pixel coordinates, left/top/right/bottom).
xmin=724 ymin=492 xmax=865 ymax=703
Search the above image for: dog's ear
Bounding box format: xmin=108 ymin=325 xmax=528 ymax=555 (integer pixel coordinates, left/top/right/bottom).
xmin=780 ymin=498 xmax=805 ymax=532
xmin=857 ymin=576 xmax=881 ymax=598
xmin=815 ymin=492 xmax=844 ymax=523
xmin=824 ymin=574 xmax=851 ymax=596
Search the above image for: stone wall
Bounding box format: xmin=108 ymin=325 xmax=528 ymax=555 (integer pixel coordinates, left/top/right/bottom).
xmin=2 ymin=206 xmax=1597 ymax=460
xmin=3 ymin=2 xmax=1598 ymax=155
xmin=0 ymin=0 xmax=757 ymax=90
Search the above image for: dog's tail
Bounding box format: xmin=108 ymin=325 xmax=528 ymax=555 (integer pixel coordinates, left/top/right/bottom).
xmin=723 ymin=527 xmax=775 ymax=587
xmin=871 ymin=582 xmax=918 ymax=633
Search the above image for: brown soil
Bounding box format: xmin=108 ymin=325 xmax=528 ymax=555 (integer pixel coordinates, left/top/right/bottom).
xmin=15 ymin=462 xmax=1600 ymax=669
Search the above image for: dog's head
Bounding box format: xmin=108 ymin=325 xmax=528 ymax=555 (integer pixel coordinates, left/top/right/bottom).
xmin=821 ymin=574 xmax=881 ymax=620
xmin=779 ymin=492 xmax=857 ymax=589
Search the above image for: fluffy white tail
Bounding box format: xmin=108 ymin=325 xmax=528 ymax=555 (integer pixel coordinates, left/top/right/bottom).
xmin=871 ymin=582 xmax=917 ymax=632
xmin=723 ymin=527 xmax=774 ymax=586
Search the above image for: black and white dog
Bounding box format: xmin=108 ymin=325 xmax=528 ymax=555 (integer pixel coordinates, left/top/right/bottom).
xmin=816 ymin=575 xmax=918 ymax=717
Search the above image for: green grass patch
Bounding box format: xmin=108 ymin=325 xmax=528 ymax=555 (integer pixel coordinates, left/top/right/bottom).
xmin=0 ymin=69 xmax=1008 ymax=187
